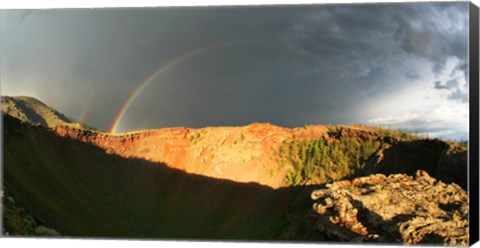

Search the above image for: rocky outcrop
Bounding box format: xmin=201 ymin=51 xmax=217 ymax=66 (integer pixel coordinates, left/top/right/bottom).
xmin=308 ymin=170 xmax=468 ymax=245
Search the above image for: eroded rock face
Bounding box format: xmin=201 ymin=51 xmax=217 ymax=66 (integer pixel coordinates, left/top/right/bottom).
xmin=308 ymin=170 xmax=468 ymax=245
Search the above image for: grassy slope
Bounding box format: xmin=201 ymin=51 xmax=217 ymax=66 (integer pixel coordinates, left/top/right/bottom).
xmin=3 ymin=115 xmax=320 ymax=240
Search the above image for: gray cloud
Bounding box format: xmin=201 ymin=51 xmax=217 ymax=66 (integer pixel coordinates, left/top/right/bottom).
xmin=405 ymin=70 xmax=421 ymax=81
xmin=393 ymin=3 xmax=469 ymax=80
xmin=277 ymin=3 xmax=468 ymax=97
xmin=434 ymin=81 xmax=449 ymax=90
xmin=448 ymin=89 xmax=469 ymax=103
xmin=433 ymin=78 xmax=468 ymax=103
xmin=434 ymin=79 xmax=458 ymax=90
xmin=0 ymin=3 xmax=470 ymax=138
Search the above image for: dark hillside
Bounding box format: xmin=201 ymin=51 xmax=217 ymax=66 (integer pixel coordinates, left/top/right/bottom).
xmin=357 ymin=137 xmax=467 ymax=189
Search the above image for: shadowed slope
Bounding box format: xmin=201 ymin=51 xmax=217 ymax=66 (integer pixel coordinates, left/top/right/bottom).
xmin=356 ymin=137 xmax=467 ymax=189
xmin=2 ymin=114 xmax=320 ymax=240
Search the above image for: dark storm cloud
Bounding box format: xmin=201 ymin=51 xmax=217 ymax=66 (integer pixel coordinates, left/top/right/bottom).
xmin=0 ymin=2 xmax=469 ymax=136
xmin=280 ymin=3 xmax=470 ymax=90
xmin=1 ymin=6 xmax=310 ymax=129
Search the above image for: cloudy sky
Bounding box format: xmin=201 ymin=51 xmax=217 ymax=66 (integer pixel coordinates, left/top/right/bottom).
xmin=0 ymin=2 xmax=470 ymax=139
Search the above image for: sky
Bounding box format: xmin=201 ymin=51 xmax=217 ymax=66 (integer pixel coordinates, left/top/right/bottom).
xmin=0 ymin=1 xmax=471 ymax=139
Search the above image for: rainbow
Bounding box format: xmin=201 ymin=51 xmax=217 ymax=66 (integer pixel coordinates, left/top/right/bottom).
xmin=79 ymin=90 xmax=97 ymax=125
xmin=109 ymin=40 xmax=258 ymax=134
xmin=78 ymin=45 xmax=141 ymax=127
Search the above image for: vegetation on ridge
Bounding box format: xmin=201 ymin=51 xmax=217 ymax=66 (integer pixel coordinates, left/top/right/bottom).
xmin=278 ymin=136 xmax=381 ymax=186
xmin=276 ymin=124 xmax=466 ymax=187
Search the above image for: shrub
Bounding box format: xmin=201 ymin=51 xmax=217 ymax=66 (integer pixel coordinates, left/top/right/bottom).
xmin=188 ymin=132 xmax=202 ymax=144
xmin=34 ymin=226 xmax=60 ymax=236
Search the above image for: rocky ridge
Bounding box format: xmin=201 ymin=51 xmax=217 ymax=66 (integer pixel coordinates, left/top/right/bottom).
xmin=52 ymin=123 xmax=467 ymax=190
xmin=52 ymin=123 xmax=331 ymax=188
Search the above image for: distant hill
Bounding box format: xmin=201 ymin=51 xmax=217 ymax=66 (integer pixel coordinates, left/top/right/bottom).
xmin=1 ymin=95 xmax=85 ymax=129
